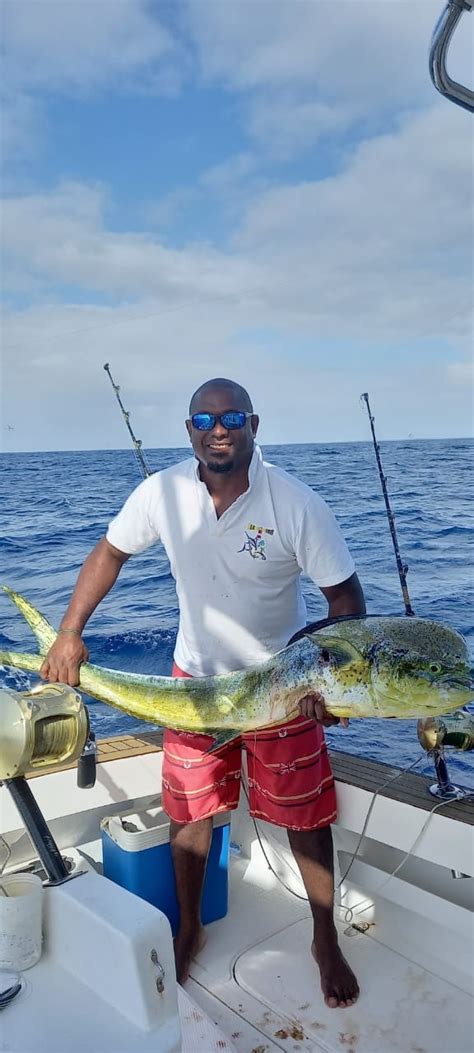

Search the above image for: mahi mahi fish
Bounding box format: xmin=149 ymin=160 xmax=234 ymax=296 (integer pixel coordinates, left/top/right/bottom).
xmin=1 ymin=586 xmax=473 ymax=743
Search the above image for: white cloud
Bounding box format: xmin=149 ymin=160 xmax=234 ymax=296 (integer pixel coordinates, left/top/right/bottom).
xmin=447 ymin=360 xmax=474 ymax=385
xmin=201 ymin=152 xmax=258 ymax=194
xmin=145 ymin=188 xmax=200 ymax=231
xmin=1 ymin=298 xmax=262 ymax=451
xmin=232 ymin=104 xmax=472 ymax=344
xmin=183 ymin=0 xmax=473 ymax=158
xmin=2 ymin=297 xmax=472 ymax=452
xmin=2 ymin=3 xmax=473 ymax=449
xmin=2 ymin=101 xmax=471 ymax=347
xmin=1 ymin=0 xmax=187 ymax=166
xmin=245 ymin=92 xmax=354 ymax=159
xmin=143 ymin=152 xmax=265 ymax=234
xmin=185 ymin=0 xmax=435 ymax=92
xmin=2 ymin=181 xmax=266 ymax=301
xmin=3 ymin=0 xmax=183 ymax=94
xmin=0 ymin=90 xmax=46 ymax=168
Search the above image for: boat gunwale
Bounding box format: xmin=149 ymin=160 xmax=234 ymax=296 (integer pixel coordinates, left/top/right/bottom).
xmin=26 ymin=730 xmax=474 ymax=825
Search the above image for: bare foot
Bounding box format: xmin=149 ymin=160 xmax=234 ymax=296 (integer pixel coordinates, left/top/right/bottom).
xmin=173 ymin=925 xmax=207 ymax=984
xmin=311 ymin=938 xmax=359 ymax=1009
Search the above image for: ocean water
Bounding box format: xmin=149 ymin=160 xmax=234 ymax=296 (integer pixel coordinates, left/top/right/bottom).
xmin=1 ymin=438 xmax=473 ymax=788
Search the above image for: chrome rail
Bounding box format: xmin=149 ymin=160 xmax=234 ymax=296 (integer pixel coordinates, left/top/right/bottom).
xmin=429 ymin=1 xmax=474 ymax=111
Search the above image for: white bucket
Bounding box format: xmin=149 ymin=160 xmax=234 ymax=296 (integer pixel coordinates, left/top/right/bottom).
xmin=0 ymin=873 xmax=43 ymax=971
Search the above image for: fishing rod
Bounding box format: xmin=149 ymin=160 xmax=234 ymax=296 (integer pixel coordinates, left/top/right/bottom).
xmin=361 ymin=393 xmax=474 ymax=798
xmin=103 ymin=363 xmax=152 ymax=480
xmin=360 ymin=392 xmax=415 ymax=617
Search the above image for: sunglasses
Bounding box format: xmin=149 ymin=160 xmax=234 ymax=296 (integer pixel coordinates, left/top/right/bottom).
xmin=190 ymin=411 xmax=253 ymax=431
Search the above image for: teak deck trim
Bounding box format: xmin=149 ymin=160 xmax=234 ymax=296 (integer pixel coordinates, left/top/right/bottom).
xmin=28 ymin=731 xmax=473 ymax=825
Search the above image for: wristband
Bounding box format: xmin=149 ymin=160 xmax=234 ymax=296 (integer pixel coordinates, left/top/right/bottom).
xmin=57 ymin=628 xmax=83 ymax=637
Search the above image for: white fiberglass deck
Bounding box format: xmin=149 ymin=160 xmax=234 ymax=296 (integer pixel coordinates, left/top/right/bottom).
xmin=0 ymin=865 xmax=236 ymax=1053
xmin=186 ymin=846 xmax=473 ymax=1053
xmin=1 ymin=741 xmax=472 ymax=1053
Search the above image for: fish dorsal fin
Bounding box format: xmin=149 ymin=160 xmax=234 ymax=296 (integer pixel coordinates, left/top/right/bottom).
xmin=304 ymin=633 xmax=362 ymax=667
xmin=2 ymin=585 xmax=57 ymax=656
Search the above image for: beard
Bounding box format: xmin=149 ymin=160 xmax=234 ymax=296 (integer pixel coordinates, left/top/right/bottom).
xmin=207 ymin=459 xmax=234 ymax=474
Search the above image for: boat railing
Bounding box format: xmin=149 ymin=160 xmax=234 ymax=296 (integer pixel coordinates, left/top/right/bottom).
xmin=430 ymin=1 xmax=474 ymax=111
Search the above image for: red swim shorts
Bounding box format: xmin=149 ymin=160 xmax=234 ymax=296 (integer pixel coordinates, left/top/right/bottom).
xmin=161 ymin=662 xmax=337 ymax=830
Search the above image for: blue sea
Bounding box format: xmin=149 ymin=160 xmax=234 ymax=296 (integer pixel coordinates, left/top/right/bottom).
xmin=1 ymin=439 xmax=473 ymax=788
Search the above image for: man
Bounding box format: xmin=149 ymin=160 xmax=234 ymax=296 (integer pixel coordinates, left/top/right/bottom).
xmin=41 ymin=377 xmax=365 ymax=1008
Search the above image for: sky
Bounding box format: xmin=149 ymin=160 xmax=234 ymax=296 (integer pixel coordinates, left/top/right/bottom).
xmin=1 ymin=0 xmax=473 ymax=452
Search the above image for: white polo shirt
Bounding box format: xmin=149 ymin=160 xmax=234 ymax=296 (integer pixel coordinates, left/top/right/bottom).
xmin=106 ymin=446 xmax=355 ymax=676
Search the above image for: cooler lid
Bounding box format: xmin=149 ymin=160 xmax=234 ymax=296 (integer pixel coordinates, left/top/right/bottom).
xmin=101 ymin=803 xmax=231 ymax=853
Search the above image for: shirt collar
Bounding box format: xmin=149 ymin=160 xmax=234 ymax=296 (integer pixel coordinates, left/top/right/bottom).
xmin=192 ymin=443 xmax=262 ymax=489
xmin=249 ymin=444 xmax=263 ymax=486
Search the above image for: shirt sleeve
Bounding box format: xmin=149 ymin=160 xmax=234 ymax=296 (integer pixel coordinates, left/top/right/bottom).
xmin=106 ymin=476 xmax=161 ymax=555
xmin=294 ymin=491 xmax=355 ymax=588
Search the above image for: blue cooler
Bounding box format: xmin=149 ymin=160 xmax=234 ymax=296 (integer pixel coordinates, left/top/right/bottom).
xmin=101 ymin=805 xmax=230 ymax=934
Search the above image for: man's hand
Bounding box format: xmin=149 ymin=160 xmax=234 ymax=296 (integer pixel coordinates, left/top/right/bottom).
xmin=37 ymin=536 xmax=129 ymax=687
xmin=301 ymin=569 xmax=364 ymax=727
xmin=40 ymin=634 xmax=89 ymax=687
xmin=297 ymin=692 xmax=349 ymax=728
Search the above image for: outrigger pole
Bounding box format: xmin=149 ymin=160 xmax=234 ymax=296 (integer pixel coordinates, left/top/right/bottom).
xmin=103 ymin=363 xmax=152 ymax=480
xmin=360 ymin=392 xmax=415 ymax=617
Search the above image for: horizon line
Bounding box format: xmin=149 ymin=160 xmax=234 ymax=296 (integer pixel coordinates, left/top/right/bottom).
xmin=2 ymin=435 xmax=473 ymax=456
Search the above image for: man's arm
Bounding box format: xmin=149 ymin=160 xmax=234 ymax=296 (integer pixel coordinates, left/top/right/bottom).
xmin=40 ymin=537 xmax=130 ymax=686
xmin=298 ymin=572 xmax=366 ymax=725
xmin=319 ymin=571 xmax=366 ymax=619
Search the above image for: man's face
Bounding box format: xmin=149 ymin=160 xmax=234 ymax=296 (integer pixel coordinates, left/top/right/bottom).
xmin=186 ymin=385 xmax=259 ymax=475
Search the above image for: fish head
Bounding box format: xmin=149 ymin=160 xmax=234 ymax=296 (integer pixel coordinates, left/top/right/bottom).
xmin=302 ymin=632 xmax=369 ymax=710
xmin=366 ymin=619 xmax=474 ymax=717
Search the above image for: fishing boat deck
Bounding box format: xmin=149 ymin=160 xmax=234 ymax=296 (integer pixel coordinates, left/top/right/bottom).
xmin=186 ymin=844 xmax=473 ymax=1053
xmin=4 ymin=813 xmax=472 ymax=1053
xmin=28 ymin=730 xmax=474 ymax=825
xmin=6 ymin=729 xmax=473 ymax=1053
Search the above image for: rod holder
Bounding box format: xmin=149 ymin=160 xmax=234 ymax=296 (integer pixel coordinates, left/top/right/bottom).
xmin=3 ymin=776 xmax=70 ymax=885
xmin=428 ymin=747 xmax=469 ymax=800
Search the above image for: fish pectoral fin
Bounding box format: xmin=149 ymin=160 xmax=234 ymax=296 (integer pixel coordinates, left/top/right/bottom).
xmin=205 ymin=730 xmax=240 ymax=754
xmin=216 ymin=695 xmax=235 ymax=716
xmin=306 ymin=633 xmax=362 ymax=667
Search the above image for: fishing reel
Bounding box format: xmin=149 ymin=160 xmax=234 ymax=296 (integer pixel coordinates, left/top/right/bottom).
xmin=417 ymin=710 xmax=474 ymax=799
xmin=0 ymin=682 xmax=96 ymax=884
xmin=0 ymin=683 xmax=89 ymax=780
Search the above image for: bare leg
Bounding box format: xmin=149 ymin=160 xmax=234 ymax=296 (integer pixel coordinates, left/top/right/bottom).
xmin=169 ymin=816 xmax=213 ymax=983
xmin=287 ymin=825 xmax=359 ymax=1008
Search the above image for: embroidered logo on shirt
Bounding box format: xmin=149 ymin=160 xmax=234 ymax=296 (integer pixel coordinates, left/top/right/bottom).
xmin=238 ymin=523 xmax=274 ymax=560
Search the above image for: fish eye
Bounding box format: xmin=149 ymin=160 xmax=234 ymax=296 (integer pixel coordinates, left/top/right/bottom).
xmin=429 ymin=663 xmax=442 ymax=674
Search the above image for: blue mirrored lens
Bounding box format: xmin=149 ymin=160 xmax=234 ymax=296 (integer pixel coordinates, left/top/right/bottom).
xmin=191 ymin=414 xmax=215 ymax=430
xmin=221 ymin=412 xmax=247 ymax=428
xmin=191 ymin=412 xmax=248 ymax=430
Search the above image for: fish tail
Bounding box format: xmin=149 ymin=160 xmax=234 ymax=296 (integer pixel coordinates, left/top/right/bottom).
xmin=0 ymin=650 xmax=44 ymax=675
xmin=1 ymin=585 xmax=57 ymax=656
